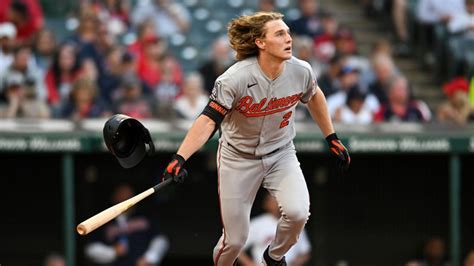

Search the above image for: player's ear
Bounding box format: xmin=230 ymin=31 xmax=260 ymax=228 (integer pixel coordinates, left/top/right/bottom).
xmin=255 ymin=38 xmax=265 ymax=49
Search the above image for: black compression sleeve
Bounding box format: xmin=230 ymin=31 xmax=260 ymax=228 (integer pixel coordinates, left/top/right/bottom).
xmin=201 ymin=100 xmax=229 ymax=125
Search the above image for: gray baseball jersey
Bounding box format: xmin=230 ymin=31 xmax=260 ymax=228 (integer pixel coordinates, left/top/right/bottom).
xmin=210 ymin=56 xmax=317 ymax=156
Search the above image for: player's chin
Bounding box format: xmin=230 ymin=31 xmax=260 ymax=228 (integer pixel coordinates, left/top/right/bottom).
xmin=281 ymin=52 xmax=292 ymax=60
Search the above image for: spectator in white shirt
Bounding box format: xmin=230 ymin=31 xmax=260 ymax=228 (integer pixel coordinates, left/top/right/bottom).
xmin=0 ymin=22 xmax=16 ymax=74
xmin=416 ymin=0 xmax=465 ymax=67
xmin=448 ymin=0 xmax=474 ymax=37
xmin=238 ymin=192 xmax=311 ymax=266
xmin=334 ymin=86 xmax=374 ymax=124
xmin=327 ymin=65 xmax=380 ymax=118
xmin=447 ymin=0 xmax=474 ymax=76
xmin=173 ymin=72 xmax=208 ymax=120
xmin=131 ymin=0 xmax=190 ymax=38
xmin=417 ymin=0 xmax=464 ymax=25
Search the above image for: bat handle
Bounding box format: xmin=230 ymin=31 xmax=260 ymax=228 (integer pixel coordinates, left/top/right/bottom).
xmin=153 ymin=177 xmax=174 ymax=191
xmin=154 ymin=169 xmax=187 ymax=191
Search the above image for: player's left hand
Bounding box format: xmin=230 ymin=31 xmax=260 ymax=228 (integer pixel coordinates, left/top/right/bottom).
xmin=325 ymin=133 xmax=351 ymax=173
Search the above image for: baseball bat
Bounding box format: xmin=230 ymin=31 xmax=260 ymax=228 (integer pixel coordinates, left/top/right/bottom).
xmin=76 ymin=177 xmax=174 ymax=235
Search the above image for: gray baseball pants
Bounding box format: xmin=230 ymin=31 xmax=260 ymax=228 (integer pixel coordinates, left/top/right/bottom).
xmin=212 ymin=139 xmax=310 ymax=265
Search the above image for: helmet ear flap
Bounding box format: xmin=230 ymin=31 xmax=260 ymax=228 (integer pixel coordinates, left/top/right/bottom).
xmin=103 ymin=114 xmax=154 ymax=168
xmin=139 ymin=123 xmax=155 ymax=156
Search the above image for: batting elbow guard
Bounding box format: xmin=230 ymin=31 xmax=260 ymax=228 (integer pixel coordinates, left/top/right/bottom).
xmin=201 ymin=100 xmax=229 ymax=126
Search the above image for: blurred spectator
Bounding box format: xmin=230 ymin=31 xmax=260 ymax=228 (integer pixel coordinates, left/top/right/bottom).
xmin=81 ymin=57 xmax=100 ymax=83
xmin=136 ymin=35 xmax=167 ymax=92
xmin=359 ymin=38 xmax=400 ymax=90
xmin=43 ymin=252 xmax=65 ymax=266
xmin=370 ymin=38 xmax=394 ymax=58
xmin=318 ymin=54 xmax=346 ymax=97
xmin=154 ymin=54 xmax=183 ymax=117
xmin=405 ymin=236 xmax=450 ymax=266
xmin=289 ymin=0 xmax=323 ymax=38
xmin=127 ymin=20 xmax=158 ymax=58
xmin=32 ymin=28 xmax=56 ymax=74
xmin=44 ymin=43 xmax=82 ymax=106
xmin=0 ymin=71 xmax=50 ymax=118
xmin=360 ymin=0 xmax=380 ymax=17
xmin=66 ymin=12 xmax=104 ymax=74
xmin=173 ymin=72 xmax=208 ymax=120
xmin=327 ymin=65 xmax=380 ymax=117
xmin=59 ymin=76 xmax=109 ymax=120
xmin=84 ymin=183 xmax=169 ymax=266
xmin=96 ymin=21 xmax=118 ymax=55
xmin=237 ymin=192 xmax=311 ymax=266
xmin=416 ymin=0 xmax=464 ymax=67
xmin=417 ymin=0 xmax=464 ymax=27
xmin=392 ymin=0 xmax=410 ymax=55
xmin=327 ymin=65 xmax=360 ymax=114
xmin=334 ymin=26 xmax=370 ymax=72
xmin=334 ymin=86 xmax=374 ymax=124
xmin=0 ymin=0 xmax=44 ymax=46
xmin=368 ymin=53 xmax=399 ymax=105
xmin=82 ymin=0 xmax=131 ymax=37
xmin=334 ymin=27 xmax=357 ymax=57
xmin=68 ymin=12 xmax=99 ymax=46
xmin=113 ymin=75 xmax=155 ymax=119
xmin=447 ymin=0 xmax=474 ymax=77
xmin=312 ymin=11 xmax=338 ymax=64
xmin=0 ymin=45 xmax=46 ymax=101
xmin=131 ymin=0 xmax=191 ymax=38
xmin=293 ymin=35 xmax=323 ymax=76
xmin=0 ymin=22 xmax=16 ymax=74
xmin=120 ymin=50 xmax=136 ymax=77
xmin=198 ymin=36 xmax=233 ymax=94
xmin=360 ymin=0 xmax=410 ymax=55
xmin=375 ymin=76 xmax=430 ymax=122
xmin=257 ymin=0 xmax=277 ymax=12
xmin=465 ymin=249 xmax=474 ymax=266
xmin=418 ymin=1 xmax=464 ymax=30
xmin=437 ymin=76 xmax=474 ymax=124
xmin=98 ymin=46 xmax=126 ymax=105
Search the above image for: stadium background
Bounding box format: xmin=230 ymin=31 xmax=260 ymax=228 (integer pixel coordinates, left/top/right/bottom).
xmin=0 ymin=0 xmax=474 ymax=265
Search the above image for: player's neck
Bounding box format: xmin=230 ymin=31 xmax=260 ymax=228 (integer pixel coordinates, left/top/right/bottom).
xmin=257 ymin=54 xmax=285 ymax=81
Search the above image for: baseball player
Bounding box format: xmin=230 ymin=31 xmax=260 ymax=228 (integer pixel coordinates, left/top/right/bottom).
xmin=162 ymin=11 xmax=350 ymax=266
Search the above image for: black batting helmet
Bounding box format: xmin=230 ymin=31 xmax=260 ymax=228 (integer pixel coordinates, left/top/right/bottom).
xmin=103 ymin=114 xmax=155 ymax=168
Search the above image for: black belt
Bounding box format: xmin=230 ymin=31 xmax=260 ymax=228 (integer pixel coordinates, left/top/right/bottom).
xmin=226 ymin=142 xmax=287 ymax=158
xmin=267 ymin=146 xmax=283 ymax=156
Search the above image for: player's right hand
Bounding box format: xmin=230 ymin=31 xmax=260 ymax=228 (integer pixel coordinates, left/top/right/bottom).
xmin=162 ymin=154 xmax=187 ymax=183
xmin=325 ymin=133 xmax=351 ymax=173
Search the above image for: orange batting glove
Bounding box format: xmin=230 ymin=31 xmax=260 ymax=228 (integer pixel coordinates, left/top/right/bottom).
xmin=162 ymin=154 xmax=186 ymax=183
xmin=325 ymin=133 xmax=351 ymax=173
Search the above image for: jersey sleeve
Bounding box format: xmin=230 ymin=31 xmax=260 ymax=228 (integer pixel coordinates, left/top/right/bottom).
xmin=210 ymin=74 xmax=236 ymax=110
xmin=300 ymin=66 xmax=318 ymax=104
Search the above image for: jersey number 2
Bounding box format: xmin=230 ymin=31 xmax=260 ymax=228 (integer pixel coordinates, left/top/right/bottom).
xmin=279 ymin=111 xmax=293 ymax=128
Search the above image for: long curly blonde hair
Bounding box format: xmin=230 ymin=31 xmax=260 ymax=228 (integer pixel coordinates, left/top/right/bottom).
xmin=227 ymin=12 xmax=284 ymax=61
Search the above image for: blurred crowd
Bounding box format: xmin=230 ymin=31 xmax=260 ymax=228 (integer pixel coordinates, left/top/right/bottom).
xmin=0 ymin=0 xmax=473 ymax=125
